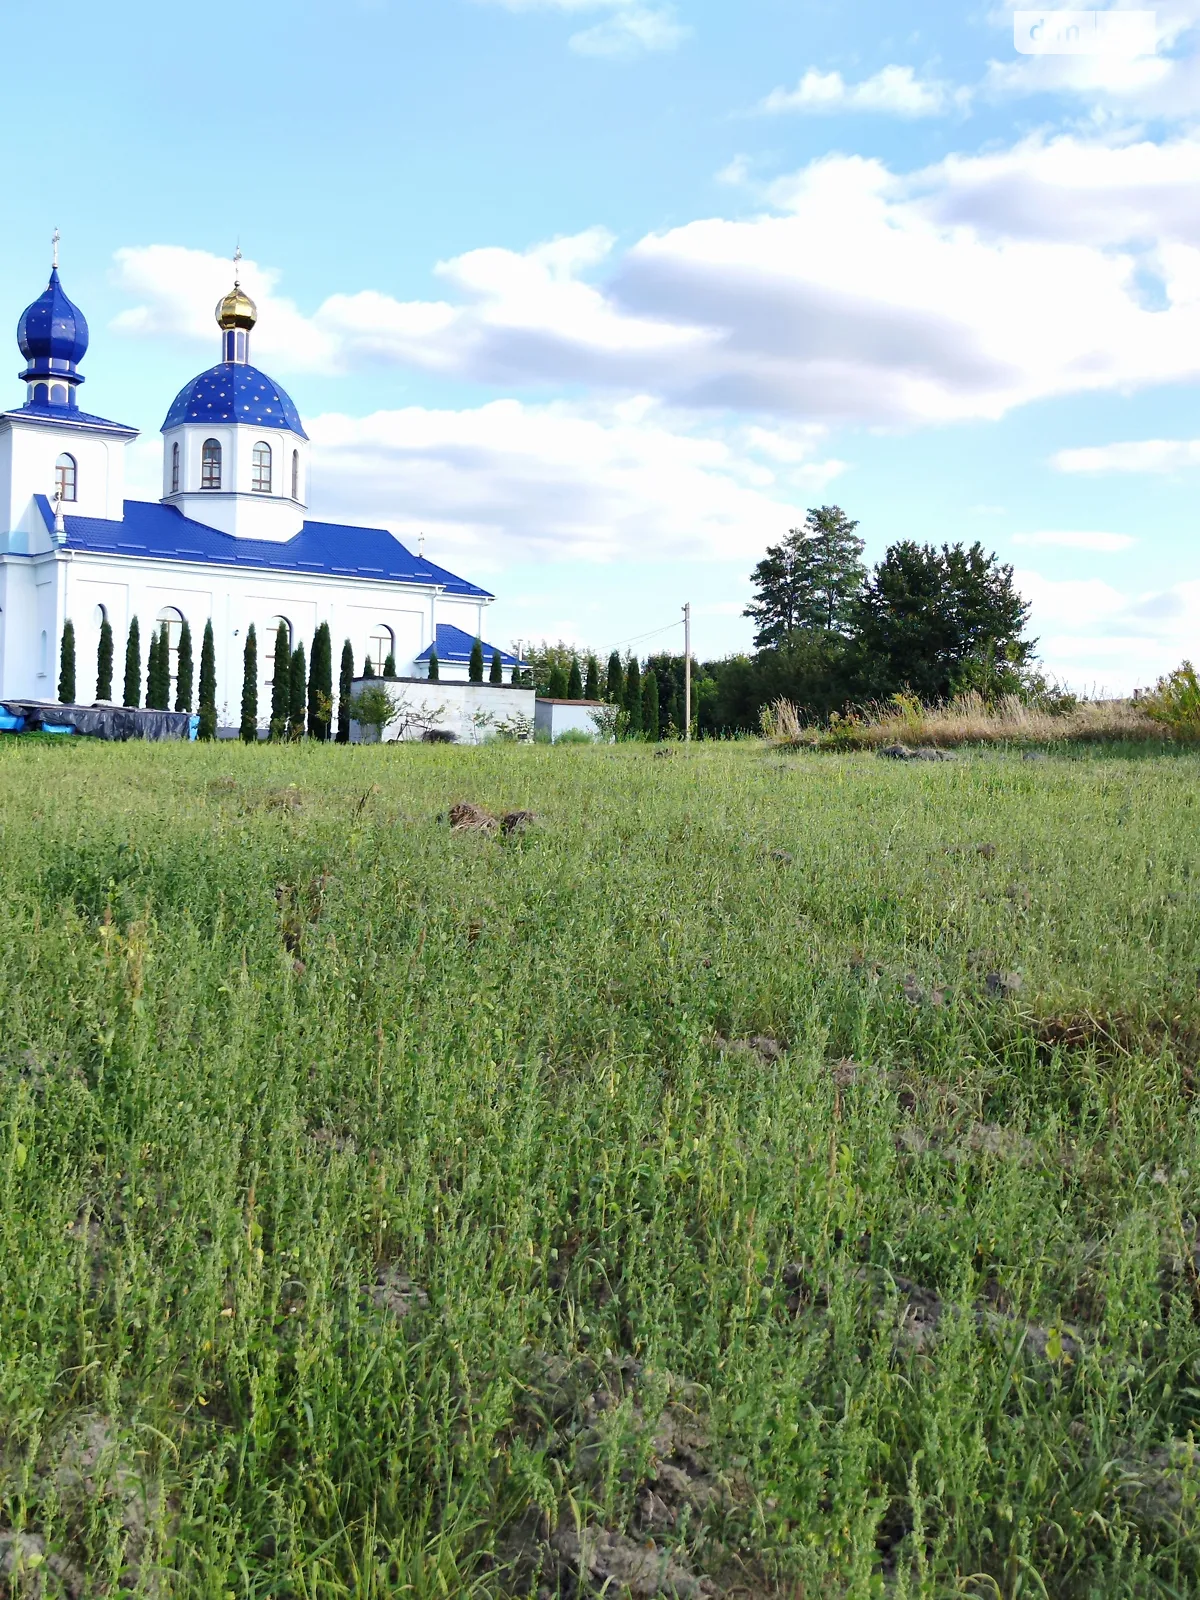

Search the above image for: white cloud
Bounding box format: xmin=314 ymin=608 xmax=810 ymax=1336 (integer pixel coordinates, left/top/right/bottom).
xmin=757 ymin=65 xmax=965 ymax=117
xmin=473 ymin=0 xmax=688 ymax=56
xmin=1011 ymin=529 xmax=1136 ymax=550
xmin=112 ymin=129 xmax=1200 ymax=428
xmin=302 ymin=398 xmax=842 ymax=567
xmin=982 ymin=0 xmax=1200 ymax=116
xmin=1053 ymin=437 xmax=1200 ymax=472
xmin=1018 ymin=567 xmax=1200 ymax=692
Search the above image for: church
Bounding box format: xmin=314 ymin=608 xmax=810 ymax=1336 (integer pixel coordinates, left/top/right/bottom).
xmin=0 ymin=244 xmax=519 ymax=728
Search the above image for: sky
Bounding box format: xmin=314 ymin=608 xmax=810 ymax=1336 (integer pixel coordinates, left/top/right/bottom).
xmin=3 ymin=0 xmax=1200 ymax=691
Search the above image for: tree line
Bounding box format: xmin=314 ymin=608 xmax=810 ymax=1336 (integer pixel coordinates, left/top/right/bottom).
xmin=515 ymin=507 xmax=1041 ymax=739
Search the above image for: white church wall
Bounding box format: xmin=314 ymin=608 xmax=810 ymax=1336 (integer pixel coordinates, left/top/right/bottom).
xmin=0 ymin=418 xmax=125 ymax=545
xmin=163 ymin=422 xmax=308 ymax=543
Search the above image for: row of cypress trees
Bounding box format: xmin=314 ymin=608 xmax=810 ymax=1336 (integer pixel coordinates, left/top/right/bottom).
xmin=54 ymin=618 xmax=523 ymax=742
xmin=602 ymin=650 xmax=661 ymax=737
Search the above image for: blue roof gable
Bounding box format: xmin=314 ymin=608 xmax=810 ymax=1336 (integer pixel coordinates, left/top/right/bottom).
xmin=415 ymin=623 xmax=522 ymax=666
xmin=34 ymin=496 xmax=493 ymax=597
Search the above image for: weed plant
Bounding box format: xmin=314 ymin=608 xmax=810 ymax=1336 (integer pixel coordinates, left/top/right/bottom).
xmin=2 ymin=738 xmax=1200 ymax=1596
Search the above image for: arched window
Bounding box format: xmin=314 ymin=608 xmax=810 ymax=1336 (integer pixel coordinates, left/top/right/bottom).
xmin=50 ymin=384 xmax=68 ymax=405
xmin=369 ymin=624 xmax=395 ymax=677
xmin=170 ymin=442 xmax=180 ymax=495
xmin=32 ymin=383 xmax=49 ymax=404
xmin=291 ymin=449 xmax=300 ymax=501
xmin=252 ymin=441 xmax=272 ymax=494
xmin=39 ymin=630 xmax=48 ymax=675
xmin=55 ymin=454 xmax=77 ymax=503
xmin=201 ymin=439 xmax=222 ymax=490
xmin=265 ymin=616 xmax=292 ymax=686
xmin=94 ymin=604 xmax=108 ymax=629
xmin=156 ymin=607 xmax=185 ymax=693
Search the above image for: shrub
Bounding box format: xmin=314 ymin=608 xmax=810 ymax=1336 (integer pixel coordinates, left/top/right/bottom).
xmin=555 ymin=727 xmax=593 ymax=745
xmin=490 ymin=649 xmax=503 ymax=684
xmin=428 ymin=648 xmax=439 ymax=682
xmin=1144 ymin=661 xmax=1200 ymax=741
xmin=469 ymin=637 xmax=484 ymax=684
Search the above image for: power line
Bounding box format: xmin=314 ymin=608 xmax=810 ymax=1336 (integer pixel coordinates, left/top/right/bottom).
xmin=603 ymin=617 xmax=685 ymax=652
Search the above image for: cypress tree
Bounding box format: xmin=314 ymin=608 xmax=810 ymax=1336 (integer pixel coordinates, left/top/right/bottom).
xmin=145 ymin=631 xmax=161 ymax=709
xmin=57 ymin=620 xmax=76 ymax=703
xmin=605 ymin=650 xmax=623 ymax=705
xmin=153 ymin=623 xmax=172 ymax=708
xmin=362 ymin=654 xmax=373 ymax=678
xmin=337 ymin=639 xmax=354 ymax=743
xmin=468 ymin=637 xmax=484 ymax=683
xmin=239 ymin=624 xmax=258 ymax=742
xmin=270 ymin=622 xmax=290 ymax=738
xmin=624 ymin=657 xmax=642 ymax=735
xmin=96 ymin=618 xmax=113 ymax=700
xmin=489 ymin=648 xmax=503 ymax=684
xmin=123 ymin=617 xmax=141 ymax=708
xmin=198 ymin=619 xmax=217 ymax=739
xmin=547 ymin=662 xmax=568 ymax=698
xmin=584 ymin=655 xmax=599 ymax=700
xmin=567 ymin=657 xmax=583 ymax=700
xmin=289 ymin=644 xmax=307 ymax=739
xmin=175 ymin=619 xmax=193 ymax=712
xmin=642 ymin=668 xmax=660 ymax=741
xmin=383 ymin=652 xmax=397 ymax=679
xmin=428 ymin=647 xmax=439 ymax=682
xmin=309 ymin=622 xmax=333 ymax=740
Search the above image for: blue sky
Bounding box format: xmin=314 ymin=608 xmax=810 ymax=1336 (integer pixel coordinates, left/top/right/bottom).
xmin=4 ymin=0 xmax=1200 ymax=690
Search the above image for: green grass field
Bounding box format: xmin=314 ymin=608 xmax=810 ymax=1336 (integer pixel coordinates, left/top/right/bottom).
xmin=3 ymin=737 xmax=1200 ymax=1599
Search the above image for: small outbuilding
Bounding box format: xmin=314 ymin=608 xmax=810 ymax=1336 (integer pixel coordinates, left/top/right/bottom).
xmin=534 ymin=698 xmax=607 ymax=742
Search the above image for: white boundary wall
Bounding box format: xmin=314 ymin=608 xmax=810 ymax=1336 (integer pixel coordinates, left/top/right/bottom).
xmin=348 ymin=676 xmax=536 ymax=743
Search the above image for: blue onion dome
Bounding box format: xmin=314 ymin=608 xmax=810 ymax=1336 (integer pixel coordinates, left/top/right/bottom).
xmin=160 ymin=363 xmax=308 ymax=438
xmin=18 ymin=267 xmax=89 ymax=381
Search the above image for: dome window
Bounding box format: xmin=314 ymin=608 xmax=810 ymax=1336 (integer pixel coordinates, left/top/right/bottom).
xmin=33 ymin=383 xmax=49 ymax=404
xmin=201 ymin=439 xmax=222 ymax=490
xmin=291 ymin=449 xmax=300 ymax=501
xmin=170 ymin=442 xmax=180 ymax=495
xmin=55 ymin=453 xmax=77 ymax=503
xmin=252 ymin=441 xmax=272 ymax=494
xmin=50 ymin=384 xmax=68 ymax=405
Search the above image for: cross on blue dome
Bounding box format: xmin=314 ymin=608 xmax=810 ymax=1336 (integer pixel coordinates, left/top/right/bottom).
xmin=17 ymin=266 xmax=89 ymax=399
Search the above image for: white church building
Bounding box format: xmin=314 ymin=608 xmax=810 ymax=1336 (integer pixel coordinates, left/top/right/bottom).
xmin=0 ymin=247 xmax=520 ymax=728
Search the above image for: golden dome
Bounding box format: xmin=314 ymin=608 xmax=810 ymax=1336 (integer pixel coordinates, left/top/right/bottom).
xmin=215 ymin=283 xmax=257 ymax=332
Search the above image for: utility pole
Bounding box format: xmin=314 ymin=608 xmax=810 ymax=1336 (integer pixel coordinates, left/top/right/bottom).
xmin=682 ymin=602 xmax=691 ymax=741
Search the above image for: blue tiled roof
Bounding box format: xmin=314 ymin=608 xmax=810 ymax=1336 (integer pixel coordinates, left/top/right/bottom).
xmin=162 ymin=362 xmax=308 ymax=438
xmin=4 ymin=402 xmax=138 ymax=435
xmin=415 ymin=623 xmax=521 ymax=665
xmin=33 ymin=496 xmax=492 ymax=597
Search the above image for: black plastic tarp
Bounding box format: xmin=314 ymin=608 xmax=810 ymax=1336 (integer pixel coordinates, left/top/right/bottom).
xmin=0 ymin=701 xmax=195 ymax=741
